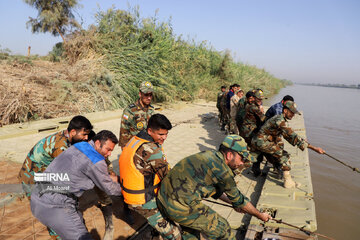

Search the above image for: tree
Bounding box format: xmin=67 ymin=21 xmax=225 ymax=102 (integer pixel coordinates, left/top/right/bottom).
xmin=24 ymin=0 xmax=80 ymax=43
xmin=218 ymin=50 xmax=234 ymax=82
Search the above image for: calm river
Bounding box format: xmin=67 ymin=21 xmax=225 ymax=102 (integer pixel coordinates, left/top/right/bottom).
xmin=264 ymin=84 xmax=360 ymax=240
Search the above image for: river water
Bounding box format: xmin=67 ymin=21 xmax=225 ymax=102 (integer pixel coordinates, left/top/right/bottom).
xmin=264 ymin=84 xmax=360 ymax=240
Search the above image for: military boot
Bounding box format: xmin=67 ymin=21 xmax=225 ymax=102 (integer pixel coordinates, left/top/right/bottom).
xmin=100 ymin=204 xmax=114 ymax=240
xmin=283 ymin=171 xmax=301 ymax=188
xmin=251 ymin=161 xmax=261 ymax=177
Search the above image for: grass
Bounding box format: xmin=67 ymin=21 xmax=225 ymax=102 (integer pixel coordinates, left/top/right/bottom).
xmin=0 ymin=6 xmax=291 ymax=125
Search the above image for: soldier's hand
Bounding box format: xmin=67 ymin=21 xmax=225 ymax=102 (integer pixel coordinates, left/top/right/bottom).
xmin=110 ymin=174 xmax=119 ymax=183
xmin=258 ymin=212 xmax=272 ymax=222
xmin=315 ymin=147 xmax=325 ymax=154
xmin=259 ymin=105 xmax=264 ymax=113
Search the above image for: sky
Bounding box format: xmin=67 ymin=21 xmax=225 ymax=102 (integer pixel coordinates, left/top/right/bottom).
xmin=1 ymin=0 xmax=359 ymax=84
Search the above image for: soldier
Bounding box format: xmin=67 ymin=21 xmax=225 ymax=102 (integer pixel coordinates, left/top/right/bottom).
xmin=157 ymin=135 xmax=271 ymax=240
xmin=119 ymin=114 xmax=181 ymax=239
xmin=265 ymin=95 xmax=294 ymax=120
xmin=216 ymin=86 xmax=226 ymax=126
xmin=118 ymin=81 xmax=155 ymax=225
xmin=18 ymin=115 xmax=93 ymax=198
xmin=119 ymin=80 xmax=155 ymax=148
xmin=251 ymin=101 xmax=325 ymax=188
xmin=219 ymin=86 xmax=229 ymax=131
xmin=30 ymin=130 xmax=122 ymax=240
xmin=17 ymin=116 xmax=92 ymax=240
xmin=230 ymin=89 xmax=244 ymax=134
xmin=239 ymin=89 xmax=266 ymax=145
xmin=235 ymin=90 xmax=255 ymax=133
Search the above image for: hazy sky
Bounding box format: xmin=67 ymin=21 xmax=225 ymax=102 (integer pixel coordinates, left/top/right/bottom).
xmin=1 ymin=0 xmax=359 ymax=84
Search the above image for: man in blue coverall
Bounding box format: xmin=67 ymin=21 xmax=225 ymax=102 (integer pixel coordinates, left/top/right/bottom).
xmin=30 ymin=130 xmax=122 ymax=240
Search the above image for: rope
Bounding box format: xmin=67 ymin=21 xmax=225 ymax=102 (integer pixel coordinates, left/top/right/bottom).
xmin=203 ymin=199 xmax=335 ymax=240
xmin=306 ymin=141 xmax=360 ymax=174
xmin=271 ymin=218 xmax=335 ymax=240
xmin=323 ymin=152 xmax=360 ymax=173
xmin=203 ymin=198 xmax=233 ymax=207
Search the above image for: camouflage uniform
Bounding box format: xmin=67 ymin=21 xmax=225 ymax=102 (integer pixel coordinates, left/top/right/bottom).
xmin=239 ymin=103 xmax=266 ymax=145
xmin=157 ymin=150 xmax=249 ymax=240
xmin=18 ymin=130 xmax=70 ymax=197
xmin=119 ymin=99 xmax=154 ymax=147
xmin=219 ymin=91 xmax=229 ymax=130
xmin=235 ymin=96 xmax=246 ymax=131
xmin=216 ymin=91 xmax=225 ymax=124
xmin=230 ymin=94 xmax=241 ymax=134
xmin=251 ymin=114 xmax=308 ymax=170
xmin=127 ymin=131 xmax=181 ymax=240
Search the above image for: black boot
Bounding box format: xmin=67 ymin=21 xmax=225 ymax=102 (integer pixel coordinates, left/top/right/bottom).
xmin=252 ymin=161 xmax=261 ymax=177
xmin=252 ymin=154 xmax=263 ymax=177
xmin=99 ymin=204 xmax=114 ymax=240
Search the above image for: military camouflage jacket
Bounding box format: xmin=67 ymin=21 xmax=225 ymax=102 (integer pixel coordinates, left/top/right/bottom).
xmin=255 ymin=114 xmax=308 ymax=150
xmin=216 ymin=92 xmax=225 ymax=110
xmin=235 ymin=96 xmax=246 ymax=124
xmin=119 ymin=99 xmax=154 ymax=147
xmin=220 ymin=91 xmax=228 ymax=109
xmin=158 ymin=150 xmax=249 ymax=209
xmin=240 ymin=103 xmax=266 ymax=138
xmin=18 ymin=130 xmax=70 ymax=185
xmin=134 ymin=131 xmax=169 ymax=180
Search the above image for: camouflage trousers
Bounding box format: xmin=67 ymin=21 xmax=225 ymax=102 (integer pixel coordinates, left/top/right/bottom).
xmin=217 ymin=107 xmax=224 ymax=125
xmin=251 ymin=138 xmax=291 ymax=169
xmin=220 ymin=107 xmax=230 ymax=130
xmin=229 ymin=116 xmax=239 ymax=135
xmin=18 ymin=157 xmax=46 ymax=198
xmin=157 ymin=199 xmax=235 ymax=240
xmin=129 ymin=198 xmax=181 ymax=240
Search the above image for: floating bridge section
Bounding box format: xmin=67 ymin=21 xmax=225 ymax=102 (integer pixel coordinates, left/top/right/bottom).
xmin=204 ymin=112 xmax=317 ymax=240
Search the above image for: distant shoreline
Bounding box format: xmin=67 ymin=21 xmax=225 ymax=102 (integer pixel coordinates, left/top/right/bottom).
xmin=296 ymin=83 xmax=360 ymax=89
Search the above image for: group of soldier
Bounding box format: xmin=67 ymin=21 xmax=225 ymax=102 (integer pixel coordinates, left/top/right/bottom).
xmin=216 ymin=84 xmax=325 ymax=189
xmin=16 ymin=80 xmax=325 ymax=240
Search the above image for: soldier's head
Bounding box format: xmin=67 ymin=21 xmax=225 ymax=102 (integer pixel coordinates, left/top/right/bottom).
xmin=87 ymin=130 xmax=96 ymax=142
xmin=67 ymin=115 xmax=93 ymax=144
xmin=219 ymin=135 xmax=256 ymax=170
xmin=236 ymin=89 xmax=244 ymax=98
xmin=283 ymin=101 xmax=301 ymax=120
xmin=281 ymin=95 xmax=294 ymax=106
xmin=139 ymin=81 xmax=154 ymax=106
xmin=147 ymin=114 xmax=172 ymax=145
xmin=221 ymin=86 xmax=226 ymax=92
xmin=254 ymin=89 xmax=266 ymax=106
xmin=92 ymin=130 xmax=118 ymax=158
xmin=245 ymin=91 xmax=255 ymax=104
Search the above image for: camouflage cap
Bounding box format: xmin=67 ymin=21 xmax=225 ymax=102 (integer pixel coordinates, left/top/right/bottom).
xmin=222 ymin=135 xmax=256 ymax=162
xmin=139 ymin=81 xmax=154 ymax=93
xmin=254 ymin=89 xmax=266 ymax=100
xmin=284 ymin=101 xmax=301 ymax=115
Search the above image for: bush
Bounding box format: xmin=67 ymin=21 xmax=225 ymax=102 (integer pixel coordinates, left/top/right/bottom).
xmin=62 ymin=6 xmax=289 ymax=107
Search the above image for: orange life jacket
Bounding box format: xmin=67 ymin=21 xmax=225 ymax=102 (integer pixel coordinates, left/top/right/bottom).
xmin=118 ymin=136 xmax=164 ymax=205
